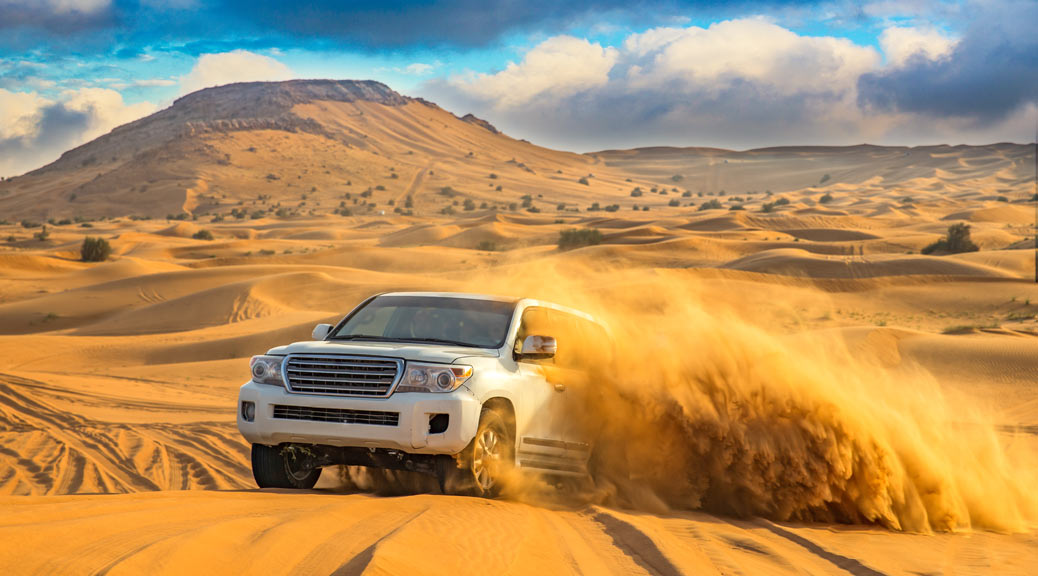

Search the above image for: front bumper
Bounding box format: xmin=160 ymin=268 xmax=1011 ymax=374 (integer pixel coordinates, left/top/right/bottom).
xmin=237 ymin=381 xmax=481 ymax=454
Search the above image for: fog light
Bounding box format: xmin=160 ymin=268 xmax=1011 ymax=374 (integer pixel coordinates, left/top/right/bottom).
xmin=241 ymin=401 xmax=256 ymax=422
xmin=429 ymin=413 xmax=449 ymax=434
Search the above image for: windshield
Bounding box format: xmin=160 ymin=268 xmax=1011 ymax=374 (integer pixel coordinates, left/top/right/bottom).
xmin=331 ymin=295 xmax=516 ymax=348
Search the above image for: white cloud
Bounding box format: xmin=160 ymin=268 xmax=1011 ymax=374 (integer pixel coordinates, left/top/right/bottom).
xmin=623 ymin=19 xmax=879 ymax=97
xmin=0 ymin=87 xmax=155 ymax=176
xmin=403 ymin=62 xmax=435 ymax=75
xmin=427 ymin=20 xmax=886 ymax=149
xmin=445 ymin=36 xmax=618 ymax=108
xmin=0 ymin=89 xmax=48 ymax=140
xmin=177 ymin=50 xmax=293 ymax=95
xmin=879 ymin=26 xmax=957 ymax=67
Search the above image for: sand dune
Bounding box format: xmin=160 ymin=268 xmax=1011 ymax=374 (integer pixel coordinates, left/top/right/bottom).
xmin=0 ymin=80 xmax=1036 ymax=573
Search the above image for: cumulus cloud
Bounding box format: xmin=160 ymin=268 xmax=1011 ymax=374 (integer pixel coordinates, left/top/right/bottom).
xmin=426 ymin=19 xmax=882 ymax=150
xmin=425 ymin=15 xmax=1034 ymax=150
xmin=879 ymin=26 xmax=957 ymax=67
xmin=858 ymin=0 xmax=1036 ymax=123
xmin=0 ymin=87 xmax=155 ymax=177
xmin=445 ymin=36 xmax=618 ymax=108
xmin=177 ymin=49 xmax=293 ymax=95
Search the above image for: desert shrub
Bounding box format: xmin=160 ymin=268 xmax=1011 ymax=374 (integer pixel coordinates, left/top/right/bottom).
xmin=672 ymin=174 xmax=684 ymax=182
xmin=520 ymin=194 xmax=533 ymax=208
xmin=192 ymin=229 xmax=214 ymax=241
xmin=33 ymin=225 xmax=50 ymax=241
xmin=1031 ymin=193 xmax=1038 ymax=201
xmin=80 ymin=222 xmax=93 ymax=228
xmin=774 ymin=197 xmax=790 ymax=206
xmin=167 ymin=213 xmax=189 ymax=221
xmin=477 ymin=240 xmax=497 ymax=251
xmin=901 ymin=197 xmax=914 ymax=204
xmin=996 ymin=196 xmax=1008 ymax=202
xmin=558 ymin=228 xmax=602 ymax=250
xmin=587 ymin=202 xmax=601 ymax=211
xmin=463 ymin=198 xmax=476 ymax=211
xmin=761 ymin=202 xmax=776 ymax=213
xmin=578 ymin=177 xmax=590 ymax=186
xmin=56 ymin=218 xmax=72 ymax=226
xmin=698 ymin=199 xmax=723 ymax=211
xmin=81 ymin=237 xmax=111 ymax=262
xmin=819 ymin=193 xmax=834 ymax=204
xmin=681 ymin=190 xmax=692 ymax=197
xmin=375 ymin=185 xmax=386 ymax=191
xmin=508 ymin=202 xmax=518 ymax=211
xmin=729 ymin=204 xmax=745 ymax=211
xmin=527 ymin=206 xmax=541 ymax=213
xmin=820 ymin=173 xmax=831 ymax=184
xmin=668 ymin=199 xmax=680 ymax=207
xmin=921 ymin=223 xmax=980 ymax=255
xmin=405 ymin=195 xmax=414 ymax=208
xmin=630 ymin=188 xmax=643 ymax=197
xmin=441 ymin=206 xmax=455 ymax=215
xmin=265 ymin=173 xmax=280 ymax=181
xmin=632 ymin=204 xmax=639 ymax=210
xmin=604 ymin=204 xmax=620 ymax=212
xmin=439 ymin=187 xmax=457 ymax=197
xmin=557 ymin=203 xmax=566 ymax=211
xmin=250 ymin=210 xmax=265 ymax=219
xmin=489 ymin=173 xmax=498 ymax=179
xmin=20 ymin=220 xmax=41 ymax=228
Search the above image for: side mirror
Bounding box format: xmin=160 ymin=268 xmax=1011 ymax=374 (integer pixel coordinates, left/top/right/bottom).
xmin=312 ymin=323 xmax=333 ymax=340
xmin=519 ymin=335 xmax=556 ymax=359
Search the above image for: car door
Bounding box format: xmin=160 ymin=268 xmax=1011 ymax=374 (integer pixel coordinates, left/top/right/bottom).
xmin=513 ymin=307 xmax=591 ymax=475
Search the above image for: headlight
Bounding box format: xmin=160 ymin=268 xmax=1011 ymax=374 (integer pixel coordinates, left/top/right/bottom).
xmin=250 ymin=355 xmax=284 ymax=387
xmin=397 ymin=362 xmax=472 ymax=393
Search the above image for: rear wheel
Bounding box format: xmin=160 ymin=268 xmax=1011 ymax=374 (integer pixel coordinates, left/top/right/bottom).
xmin=251 ymin=444 xmax=321 ymax=489
xmin=438 ymin=408 xmax=513 ymax=497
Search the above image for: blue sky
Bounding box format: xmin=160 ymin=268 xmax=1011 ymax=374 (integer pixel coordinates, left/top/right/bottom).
xmin=1 ymin=0 xmax=1035 ymax=176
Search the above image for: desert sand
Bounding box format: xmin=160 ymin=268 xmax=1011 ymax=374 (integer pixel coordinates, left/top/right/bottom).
xmin=0 ymin=80 xmax=1036 ymax=574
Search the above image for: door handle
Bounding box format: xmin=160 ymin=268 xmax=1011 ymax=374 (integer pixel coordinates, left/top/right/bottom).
xmin=553 ymin=383 xmax=566 ymax=392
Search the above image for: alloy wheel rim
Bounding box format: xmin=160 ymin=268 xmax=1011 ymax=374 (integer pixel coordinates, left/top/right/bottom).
xmin=473 ymin=427 xmax=501 ymax=491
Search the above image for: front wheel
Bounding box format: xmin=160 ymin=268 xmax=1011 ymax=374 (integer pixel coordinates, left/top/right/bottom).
xmin=251 ymin=444 xmax=321 ymax=489
xmin=438 ymin=408 xmax=513 ymax=497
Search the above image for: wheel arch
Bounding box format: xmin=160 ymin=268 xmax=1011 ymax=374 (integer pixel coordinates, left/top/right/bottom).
xmin=481 ymin=396 xmax=516 ymax=449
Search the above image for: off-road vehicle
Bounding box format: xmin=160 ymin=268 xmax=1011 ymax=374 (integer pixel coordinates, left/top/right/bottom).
xmin=237 ymin=292 xmax=607 ymax=495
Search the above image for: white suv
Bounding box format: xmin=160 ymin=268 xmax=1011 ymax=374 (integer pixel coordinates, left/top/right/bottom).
xmin=237 ymin=292 xmax=608 ymax=496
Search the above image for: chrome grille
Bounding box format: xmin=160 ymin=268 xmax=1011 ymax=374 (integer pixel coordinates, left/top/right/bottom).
xmin=273 ymin=405 xmax=399 ymax=426
xmin=284 ymin=355 xmax=402 ymax=397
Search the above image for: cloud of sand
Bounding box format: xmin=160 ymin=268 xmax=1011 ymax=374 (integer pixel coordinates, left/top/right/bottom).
xmin=477 ymin=260 xmax=1037 ymax=533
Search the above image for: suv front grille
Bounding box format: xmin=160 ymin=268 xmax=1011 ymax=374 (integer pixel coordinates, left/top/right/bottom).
xmin=284 ymin=355 xmax=402 ymax=397
xmin=273 ymin=405 xmax=400 ymax=426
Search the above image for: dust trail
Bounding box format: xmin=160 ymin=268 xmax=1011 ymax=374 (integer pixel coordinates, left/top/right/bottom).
xmin=478 ymin=261 xmax=1038 ymax=532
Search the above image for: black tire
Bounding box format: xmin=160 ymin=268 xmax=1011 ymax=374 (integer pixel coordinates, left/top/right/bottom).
xmin=251 ymin=444 xmax=321 ymax=489
xmin=439 ymin=408 xmax=513 ymax=497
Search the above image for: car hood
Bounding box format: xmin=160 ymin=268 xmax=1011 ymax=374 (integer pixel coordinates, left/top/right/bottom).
xmin=267 ymin=340 xmax=500 ymax=363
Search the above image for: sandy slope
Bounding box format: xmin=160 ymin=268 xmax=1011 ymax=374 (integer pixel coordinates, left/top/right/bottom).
xmin=0 ymin=82 xmax=1036 ymax=573
xmin=1 ymin=492 xmax=1035 ymax=575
